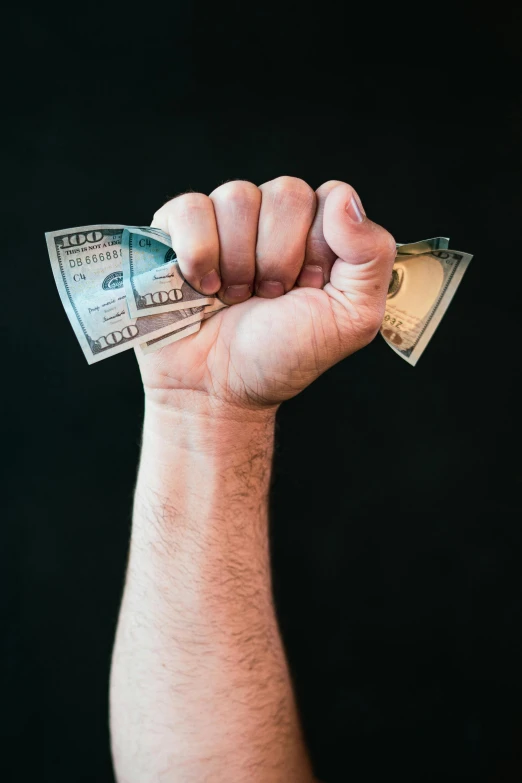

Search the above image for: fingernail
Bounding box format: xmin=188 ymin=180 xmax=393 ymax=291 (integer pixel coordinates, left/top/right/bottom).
xmin=222 ymin=284 xmax=251 ymax=303
xmin=200 ymin=269 xmax=221 ymax=294
xmin=256 ymin=280 xmax=284 ymax=298
xmin=345 ymin=193 xmax=365 ymax=223
xmin=297 ymin=264 xmax=324 ymax=288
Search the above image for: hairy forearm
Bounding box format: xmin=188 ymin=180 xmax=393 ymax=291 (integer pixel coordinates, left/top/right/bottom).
xmin=110 ymin=396 xmax=315 ymax=783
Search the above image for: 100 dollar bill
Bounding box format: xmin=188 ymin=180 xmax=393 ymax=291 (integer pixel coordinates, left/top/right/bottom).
xmin=140 ymin=320 xmax=202 ymax=354
xmin=46 ymin=226 xmax=472 ymax=365
xmin=122 ymin=226 xmax=213 ymax=317
xmin=45 ymin=225 xmax=207 ymax=364
xmin=381 ymin=239 xmax=472 ymax=365
xmin=141 ymin=296 xmax=229 ymax=353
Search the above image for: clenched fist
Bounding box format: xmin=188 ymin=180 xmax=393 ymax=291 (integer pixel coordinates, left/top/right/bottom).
xmin=138 ymin=177 xmax=396 ymax=412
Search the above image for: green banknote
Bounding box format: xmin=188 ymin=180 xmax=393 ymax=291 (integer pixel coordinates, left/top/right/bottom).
xmin=46 ymin=225 xmax=207 ymax=364
xmin=122 ymin=226 xmax=213 ymax=318
xmin=140 ymin=320 xmax=202 ymax=354
xmin=142 ymin=297 xmax=228 ymax=353
xmin=46 ymin=226 xmax=472 ymax=365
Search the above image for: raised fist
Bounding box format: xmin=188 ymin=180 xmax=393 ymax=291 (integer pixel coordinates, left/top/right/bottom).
xmin=138 ymin=177 xmax=396 ymax=413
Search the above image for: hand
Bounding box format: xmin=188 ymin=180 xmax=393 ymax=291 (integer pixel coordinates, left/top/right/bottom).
xmin=137 ymin=177 xmax=396 ymax=414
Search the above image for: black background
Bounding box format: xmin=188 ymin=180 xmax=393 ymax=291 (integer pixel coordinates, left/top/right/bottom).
xmin=3 ymin=4 xmax=522 ymax=782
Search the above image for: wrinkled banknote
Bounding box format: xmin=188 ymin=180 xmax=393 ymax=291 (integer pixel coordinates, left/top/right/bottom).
xmin=381 ymin=238 xmax=472 ymax=365
xmin=141 ymin=297 xmax=229 ymax=353
xmin=122 ymin=226 xmax=212 ymax=317
xmin=396 ymin=237 xmax=449 ymax=253
xmin=46 ymin=224 xmax=472 ymax=366
xmin=46 ymin=225 xmax=207 ymax=364
xmin=140 ymin=320 xmax=202 ymax=354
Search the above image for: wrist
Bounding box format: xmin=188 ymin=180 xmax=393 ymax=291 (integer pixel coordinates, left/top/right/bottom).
xmin=134 ymin=394 xmax=277 ymax=525
xmin=141 ymin=392 xmax=278 ymax=461
xmin=132 ymin=394 xmax=277 ymax=593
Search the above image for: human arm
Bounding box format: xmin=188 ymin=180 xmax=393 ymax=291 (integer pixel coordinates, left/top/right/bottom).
xmin=110 ymin=177 xmax=396 ymax=782
xmin=110 ymin=397 xmax=317 ymax=782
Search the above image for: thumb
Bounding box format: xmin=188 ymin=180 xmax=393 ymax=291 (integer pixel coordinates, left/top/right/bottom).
xmin=322 ymin=182 xmax=397 ymax=348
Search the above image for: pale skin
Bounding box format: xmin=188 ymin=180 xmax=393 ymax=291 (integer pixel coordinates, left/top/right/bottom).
xmin=110 ymin=177 xmax=396 ymax=782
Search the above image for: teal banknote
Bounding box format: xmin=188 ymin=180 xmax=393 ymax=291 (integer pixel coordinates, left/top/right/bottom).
xmin=121 ymin=226 xmax=212 ymax=318
xmin=46 ymin=225 xmax=207 ymax=364
xmin=47 ymin=226 xmax=472 ymax=365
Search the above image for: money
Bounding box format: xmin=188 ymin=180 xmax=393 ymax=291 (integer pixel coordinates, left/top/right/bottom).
xmin=46 ymin=225 xmax=208 ymax=364
xmin=46 ymin=225 xmax=472 ymax=366
xmin=381 ymin=240 xmax=472 ymax=365
xmin=396 ymin=237 xmax=449 ymax=253
xmin=122 ymin=226 xmax=213 ymax=317
xmin=140 ymin=297 xmax=229 ymax=353
xmin=201 ymin=297 xmax=228 ymax=320
xmin=140 ymin=320 xmax=202 ymax=354
xmin=140 ymin=297 xmax=228 ymax=353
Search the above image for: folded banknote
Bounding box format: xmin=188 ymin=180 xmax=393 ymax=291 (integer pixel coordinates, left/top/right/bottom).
xmin=45 ymin=225 xmax=472 ymax=366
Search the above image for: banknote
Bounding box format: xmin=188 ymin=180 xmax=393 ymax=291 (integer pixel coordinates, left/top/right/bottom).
xmin=396 ymin=237 xmax=449 ymax=254
xmin=122 ymin=226 xmax=213 ymax=318
xmin=141 ymin=238 xmax=464 ymax=358
xmin=381 ymin=246 xmax=472 ymax=365
xmin=139 ymin=296 xmax=229 ymax=353
xmin=47 ymin=224 xmax=471 ymax=366
xmin=201 ymin=297 xmax=228 ymax=320
xmin=46 ymin=225 xmax=207 ymax=364
xmin=140 ymin=320 xmax=202 ymax=354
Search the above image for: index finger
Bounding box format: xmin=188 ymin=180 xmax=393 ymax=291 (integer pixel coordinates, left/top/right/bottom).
xmin=152 ymin=193 xmax=221 ymax=295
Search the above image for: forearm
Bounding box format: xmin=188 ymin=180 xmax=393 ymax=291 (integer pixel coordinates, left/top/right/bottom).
xmin=110 ymin=396 xmax=315 ymax=783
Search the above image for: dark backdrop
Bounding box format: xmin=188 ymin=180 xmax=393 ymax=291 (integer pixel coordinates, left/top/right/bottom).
xmin=3 ymin=4 xmax=522 ymax=782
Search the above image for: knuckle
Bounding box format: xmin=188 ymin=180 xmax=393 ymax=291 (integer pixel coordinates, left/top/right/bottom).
xmin=153 ymin=193 xmax=211 ymax=226
xmin=351 ymin=225 xmax=396 ymax=269
xmin=175 ymin=192 xmax=212 ymax=217
xmin=212 ymin=179 xmax=259 ymax=206
xmin=316 ymin=179 xmax=343 ymax=197
xmin=266 ymin=176 xmax=315 ymax=206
